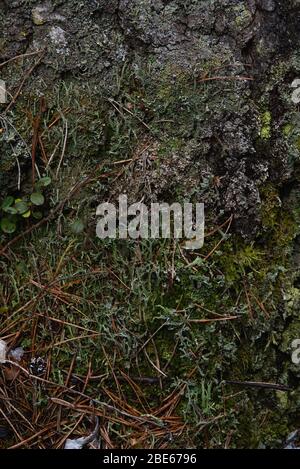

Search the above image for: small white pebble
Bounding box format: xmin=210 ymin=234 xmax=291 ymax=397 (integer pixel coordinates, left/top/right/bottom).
xmin=9 ymin=347 xmax=24 ymax=362
xmin=49 ymin=26 xmax=70 ymax=55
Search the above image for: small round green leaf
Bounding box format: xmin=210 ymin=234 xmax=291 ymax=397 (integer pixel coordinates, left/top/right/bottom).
xmin=37 ymin=176 xmax=52 ymax=187
xmin=30 ymin=192 xmax=45 ymax=206
xmin=4 ymin=207 xmax=18 ymax=215
xmin=1 ymin=196 xmax=14 ymax=211
xmin=22 ymin=210 xmax=31 ymax=219
xmin=0 ymin=218 xmax=16 ymax=234
xmin=15 ymin=200 xmax=29 ymax=215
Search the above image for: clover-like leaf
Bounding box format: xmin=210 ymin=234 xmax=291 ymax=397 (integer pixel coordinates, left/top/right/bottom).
xmin=1 ymin=196 xmax=14 ymax=211
xmin=37 ymin=176 xmax=51 ymax=188
xmin=0 ymin=218 xmax=16 ymax=234
xmin=4 ymin=207 xmax=18 ymax=215
xmin=30 ymin=192 xmax=45 ymax=206
xmin=15 ymin=200 xmax=29 ymax=215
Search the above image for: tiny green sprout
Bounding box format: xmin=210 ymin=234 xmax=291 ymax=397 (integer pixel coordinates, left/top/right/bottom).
xmin=0 ymin=175 xmax=51 ymax=234
xmin=14 ymin=199 xmax=29 ymax=215
xmin=1 ymin=196 xmax=14 ymax=211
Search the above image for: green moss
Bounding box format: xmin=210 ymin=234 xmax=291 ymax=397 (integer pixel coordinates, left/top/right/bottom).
xmin=233 ymin=5 xmax=252 ymax=28
xmin=283 ymin=123 xmax=294 ymax=137
xmin=281 ymin=320 xmax=300 ymax=352
xmin=260 ymin=184 xmax=280 ymax=230
xmin=259 ymin=111 xmax=272 ymax=139
xmin=260 ymin=183 xmax=299 ymax=263
xmin=218 ymin=241 xmax=264 ymax=283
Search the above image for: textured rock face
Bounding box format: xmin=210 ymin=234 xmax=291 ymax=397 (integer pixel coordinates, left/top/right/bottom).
xmin=0 ymin=1 xmax=294 ymax=72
